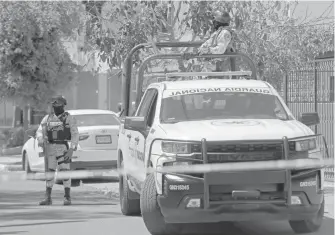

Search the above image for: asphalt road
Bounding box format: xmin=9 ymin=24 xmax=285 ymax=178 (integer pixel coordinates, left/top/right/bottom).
xmin=0 ymin=174 xmax=334 ymax=235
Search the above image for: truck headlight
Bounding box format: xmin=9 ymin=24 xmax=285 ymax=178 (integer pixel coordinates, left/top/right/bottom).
xmin=161 ymin=141 xmax=192 ymax=154
xmin=290 ymin=138 xmax=317 ymax=152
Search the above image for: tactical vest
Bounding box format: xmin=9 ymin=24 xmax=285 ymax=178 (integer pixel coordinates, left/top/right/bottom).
xmin=211 ymin=26 xmax=235 ymax=52
xmin=46 ymin=112 xmax=71 ymax=143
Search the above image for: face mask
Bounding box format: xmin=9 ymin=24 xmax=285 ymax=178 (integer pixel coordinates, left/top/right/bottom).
xmin=53 ymin=105 xmax=64 ymax=116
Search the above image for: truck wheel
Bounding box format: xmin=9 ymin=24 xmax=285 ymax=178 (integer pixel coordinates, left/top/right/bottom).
xmin=140 ymin=173 xmax=181 ymax=235
xmin=289 ymin=197 xmax=324 ymax=234
xmin=119 ymin=161 xmax=141 ymax=216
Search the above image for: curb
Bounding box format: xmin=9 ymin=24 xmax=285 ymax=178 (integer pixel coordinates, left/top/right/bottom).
xmin=0 ymin=154 xmax=21 ymax=158
xmin=0 ymin=164 xmax=22 ymax=172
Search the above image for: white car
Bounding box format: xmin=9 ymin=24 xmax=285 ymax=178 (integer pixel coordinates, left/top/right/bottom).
xmin=22 ymin=109 xmax=120 ymax=175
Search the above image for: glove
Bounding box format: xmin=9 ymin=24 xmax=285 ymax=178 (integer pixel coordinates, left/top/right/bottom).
xmin=63 ymin=148 xmax=74 ymax=163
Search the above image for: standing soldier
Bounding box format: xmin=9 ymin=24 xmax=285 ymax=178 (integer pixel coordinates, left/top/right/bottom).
xmin=198 ymin=10 xmax=235 ymax=55
xmin=36 ymin=95 xmax=79 ymax=206
xmin=191 ymin=10 xmax=236 ymax=75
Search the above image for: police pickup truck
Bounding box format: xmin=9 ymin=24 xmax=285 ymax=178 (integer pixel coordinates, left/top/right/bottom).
xmin=117 ymin=73 xmax=325 ymax=235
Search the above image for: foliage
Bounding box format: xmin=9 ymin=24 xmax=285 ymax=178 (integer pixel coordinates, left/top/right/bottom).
xmin=0 ymin=125 xmax=39 ymax=148
xmin=84 ymin=1 xmax=168 ymax=70
xmin=84 ymin=0 xmax=334 ymax=87
xmin=0 ymin=1 xmax=83 ymax=108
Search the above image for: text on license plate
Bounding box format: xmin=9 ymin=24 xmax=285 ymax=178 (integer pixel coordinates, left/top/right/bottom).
xmin=96 ymin=135 xmax=112 ymax=144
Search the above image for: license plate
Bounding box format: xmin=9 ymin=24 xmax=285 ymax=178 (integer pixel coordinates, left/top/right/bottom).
xmin=96 ymin=135 xmax=112 ymax=144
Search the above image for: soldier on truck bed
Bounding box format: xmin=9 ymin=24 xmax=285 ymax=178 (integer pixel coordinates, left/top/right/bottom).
xmin=198 ymin=10 xmax=235 ymax=56
xmin=182 ymin=11 xmax=236 ymax=76
xmin=36 ymin=95 xmax=79 ymax=206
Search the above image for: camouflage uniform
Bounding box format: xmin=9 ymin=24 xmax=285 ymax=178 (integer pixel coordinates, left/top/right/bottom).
xmin=197 ymin=11 xmax=235 ymax=75
xmin=198 ymin=26 xmax=235 ymax=56
xmin=36 ymin=96 xmax=79 ymax=206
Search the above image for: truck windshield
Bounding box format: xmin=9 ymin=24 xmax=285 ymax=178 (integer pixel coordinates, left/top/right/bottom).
xmin=160 ymin=91 xmax=289 ymax=123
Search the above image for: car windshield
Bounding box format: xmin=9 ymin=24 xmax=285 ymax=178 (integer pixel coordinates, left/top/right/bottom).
xmin=160 ymin=88 xmax=289 ymax=123
xmin=73 ymin=114 xmax=119 ymax=127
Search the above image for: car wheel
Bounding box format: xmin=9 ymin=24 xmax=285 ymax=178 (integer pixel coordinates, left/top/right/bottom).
xmin=23 ymin=152 xmax=32 ymax=173
xmin=140 ymin=173 xmax=182 ymax=235
xmin=289 ymin=197 xmax=324 ymax=234
xmin=119 ymin=160 xmax=141 ymax=216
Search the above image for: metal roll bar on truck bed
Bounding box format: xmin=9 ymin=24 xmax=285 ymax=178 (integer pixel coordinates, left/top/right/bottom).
xmin=121 ymin=41 xmax=258 ymax=116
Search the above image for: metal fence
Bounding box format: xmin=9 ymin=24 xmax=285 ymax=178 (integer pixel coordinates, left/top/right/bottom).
xmin=282 ymin=58 xmax=334 ymax=180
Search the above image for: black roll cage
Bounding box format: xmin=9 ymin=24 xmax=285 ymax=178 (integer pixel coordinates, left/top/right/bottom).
xmin=121 ymin=41 xmax=258 ymax=116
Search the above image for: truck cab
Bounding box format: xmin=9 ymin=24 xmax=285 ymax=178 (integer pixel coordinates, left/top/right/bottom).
xmin=116 ymin=42 xmax=326 ymax=235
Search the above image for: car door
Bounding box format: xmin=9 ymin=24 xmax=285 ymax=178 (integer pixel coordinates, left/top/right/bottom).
xmin=33 ymin=135 xmax=45 ymax=171
xmin=26 ymin=134 xmax=44 ymax=172
xmin=132 ymin=88 xmax=158 ymax=184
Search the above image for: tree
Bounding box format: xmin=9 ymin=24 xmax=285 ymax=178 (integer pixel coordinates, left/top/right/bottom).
xmin=169 ymin=0 xmax=334 ymax=86
xmin=0 ymin=1 xmax=82 ymax=138
xmin=84 ymin=0 xmax=333 ymax=89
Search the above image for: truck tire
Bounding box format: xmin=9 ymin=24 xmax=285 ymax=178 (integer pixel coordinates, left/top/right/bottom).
xmin=289 ymin=197 xmax=324 ymax=234
xmin=119 ymin=161 xmax=141 ymax=216
xmin=140 ymin=173 xmax=181 ymax=235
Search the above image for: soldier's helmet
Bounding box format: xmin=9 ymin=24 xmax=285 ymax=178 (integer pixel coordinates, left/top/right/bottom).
xmin=51 ymin=95 xmax=67 ymax=106
xmin=213 ymin=10 xmax=231 ymax=24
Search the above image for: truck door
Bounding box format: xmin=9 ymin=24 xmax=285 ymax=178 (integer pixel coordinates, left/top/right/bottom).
xmin=131 ymin=88 xmax=158 ymax=183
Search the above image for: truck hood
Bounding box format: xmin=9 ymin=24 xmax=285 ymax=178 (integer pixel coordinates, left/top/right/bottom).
xmin=158 ymin=119 xmax=313 ymax=141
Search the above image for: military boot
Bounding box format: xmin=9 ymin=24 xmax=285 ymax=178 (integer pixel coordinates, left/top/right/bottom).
xmin=64 ymin=187 xmax=71 ymax=206
xmin=39 ymin=187 xmax=52 ymax=205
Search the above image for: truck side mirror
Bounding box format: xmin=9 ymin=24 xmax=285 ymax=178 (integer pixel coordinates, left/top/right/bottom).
xmin=298 ymin=112 xmax=320 ymax=126
xmin=124 ymin=116 xmax=146 ymax=132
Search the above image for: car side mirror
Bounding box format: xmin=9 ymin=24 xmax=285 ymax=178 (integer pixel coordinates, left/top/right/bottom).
xmin=124 ymin=116 xmax=146 ymax=132
xmin=298 ymin=112 xmax=320 ymax=126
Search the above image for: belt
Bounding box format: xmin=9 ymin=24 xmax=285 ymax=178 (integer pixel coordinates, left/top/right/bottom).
xmin=48 ymin=141 xmax=69 ymax=150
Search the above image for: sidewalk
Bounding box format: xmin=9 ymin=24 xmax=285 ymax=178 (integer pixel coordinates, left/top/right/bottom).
xmin=0 ymin=155 xmax=22 ymax=171
xmin=0 ymin=155 xmax=22 ymax=164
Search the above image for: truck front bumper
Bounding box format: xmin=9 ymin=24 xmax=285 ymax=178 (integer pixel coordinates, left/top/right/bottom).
xmin=155 ymin=136 xmax=326 ymax=224
xmin=158 ymin=172 xmax=323 ymax=224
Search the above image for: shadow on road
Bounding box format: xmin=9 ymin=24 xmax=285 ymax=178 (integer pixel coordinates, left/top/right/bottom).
xmin=179 ymin=222 xmax=247 ymax=235
xmin=0 ymin=220 xmax=86 ymax=229
xmin=81 ymin=178 xmax=119 ymax=184
xmin=0 ymin=232 xmax=27 ymax=235
xmin=0 ymin=188 xmax=121 ymax=227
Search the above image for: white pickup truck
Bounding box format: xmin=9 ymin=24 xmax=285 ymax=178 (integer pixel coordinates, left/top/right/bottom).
xmin=117 ymin=76 xmax=325 ymax=235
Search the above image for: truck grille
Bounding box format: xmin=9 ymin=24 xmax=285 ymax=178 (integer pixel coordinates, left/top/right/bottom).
xmin=190 ymin=142 xmax=283 ymax=163
xmin=207 ymin=152 xmax=282 ymax=163
xmin=191 ymin=142 xmax=283 ymax=153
